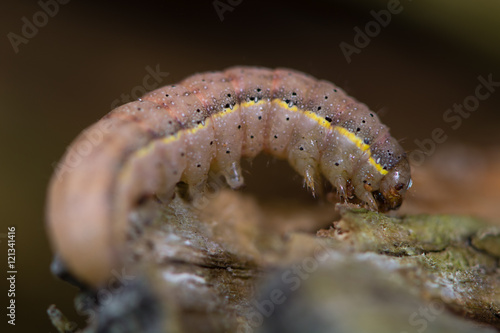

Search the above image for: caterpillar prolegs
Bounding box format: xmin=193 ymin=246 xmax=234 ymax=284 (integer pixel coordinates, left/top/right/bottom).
xmin=47 ymin=67 xmax=411 ymax=286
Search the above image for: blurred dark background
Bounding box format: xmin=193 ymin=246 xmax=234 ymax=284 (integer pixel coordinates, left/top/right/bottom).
xmin=2 ymin=0 xmax=500 ymax=331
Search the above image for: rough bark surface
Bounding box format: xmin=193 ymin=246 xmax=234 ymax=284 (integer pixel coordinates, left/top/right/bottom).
xmin=50 ymin=185 xmax=500 ymax=333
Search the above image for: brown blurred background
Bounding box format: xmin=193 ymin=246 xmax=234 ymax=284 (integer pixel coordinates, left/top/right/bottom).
xmin=2 ymin=0 xmax=500 ymax=331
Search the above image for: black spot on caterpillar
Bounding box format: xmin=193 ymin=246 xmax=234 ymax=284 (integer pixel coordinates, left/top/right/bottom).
xmin=47 ymin=66 xmax=411 ymax=286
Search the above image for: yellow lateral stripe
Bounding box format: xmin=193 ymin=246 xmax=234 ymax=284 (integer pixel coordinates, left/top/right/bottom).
xmin=303 ymin=111 xmax=332 ymax=129
xmin=334 ymin=127 xmax=370 ymax=153
xmin=267 ymin=98 xmax=387 ymax=175
xmin=333 ymin=127 xmax=388 ymax=175
xmin=273 ymin=99 xmax=298 ymax=111
xmin=266 ymin=98 xmax=386 ymax=174
xmin=161 ymin=133 xmax=180 ymax=145
xmin=240 ymin=100 xmax=266 ymax=108
xmin=212 ymin=104 xmax=239 ymax=119
xmin=369 ymin=157 xmax=388 ymax=175
xmin=130 ymin=100 xmax=388 ymax=176
xmin=135 ymin=140 xmax=156 ymax=158
xmin=186 ymin=121 xmax=209 ymax=134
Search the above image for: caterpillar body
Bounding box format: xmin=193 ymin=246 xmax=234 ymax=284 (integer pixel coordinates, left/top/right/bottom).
xmin=47 ymin=67 xmax=411 ymax=286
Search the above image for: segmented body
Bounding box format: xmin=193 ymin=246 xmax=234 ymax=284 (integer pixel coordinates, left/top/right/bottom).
xmin=47 ymin=67 xmax=411 ymax=286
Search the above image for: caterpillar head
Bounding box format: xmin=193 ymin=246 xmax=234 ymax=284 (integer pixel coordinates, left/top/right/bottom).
xmin=375 ymin=156 xmax=412 ymax=211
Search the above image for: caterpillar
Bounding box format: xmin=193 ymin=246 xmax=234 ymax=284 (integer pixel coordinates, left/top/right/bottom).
xmin=46 ymin=66 xmax=411 ymax=286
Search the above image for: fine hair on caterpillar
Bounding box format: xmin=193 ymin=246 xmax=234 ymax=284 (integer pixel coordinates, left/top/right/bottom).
xmin=46 ymin=66 xmax=412 ymax=286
